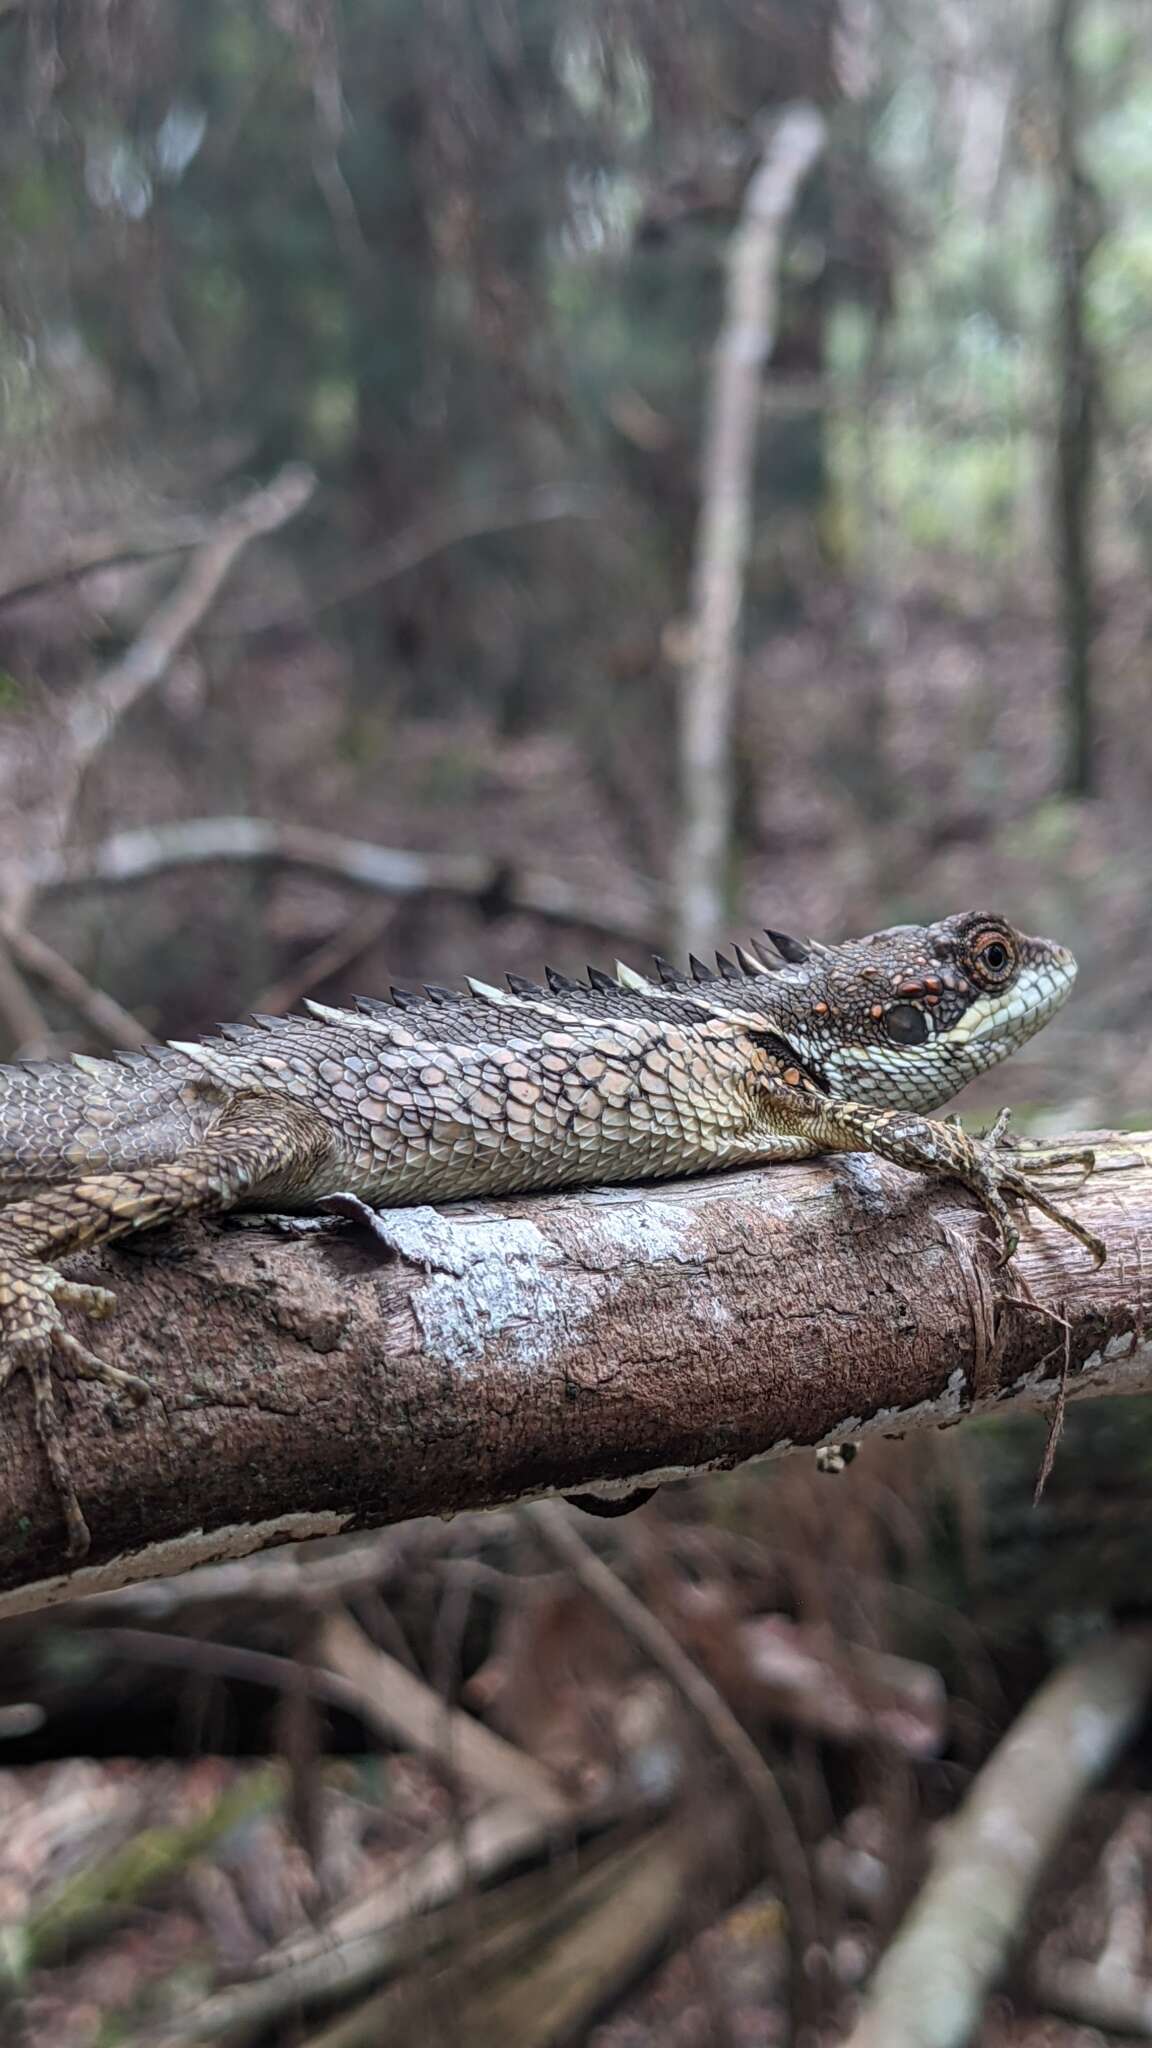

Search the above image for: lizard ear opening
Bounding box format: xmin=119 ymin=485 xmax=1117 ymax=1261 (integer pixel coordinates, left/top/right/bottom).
xmin=884 ymin=1002 xmax=930 ymax=1046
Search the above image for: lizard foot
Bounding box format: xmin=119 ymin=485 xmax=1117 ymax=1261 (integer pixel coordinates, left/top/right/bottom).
xmin=972 ymin=1107 xmax=1102 ymax=1262
xmin=960 ymin=1145 xmax=1106 ymax=1269
xmin=0 ymin=1262 xmax=151 ymax=1559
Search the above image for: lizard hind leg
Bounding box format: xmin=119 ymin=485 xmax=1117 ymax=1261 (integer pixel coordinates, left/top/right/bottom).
xmin=0 ymin=1252 xmax=151 ymax=1557
xmin=0 ymin=1093 xmax=333 ymax=1561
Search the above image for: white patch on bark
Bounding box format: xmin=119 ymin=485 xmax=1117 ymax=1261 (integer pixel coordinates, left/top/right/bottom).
xmin=572 ymin=1196 xmax=702 ymax=1266
xmin=693 ymin=1296 xmax=733 ymax=1326
xmin=409 ymin=1214 xmax=571 ymax=1373
xmin=0 ymin=1510 xmax=352 ymax=1622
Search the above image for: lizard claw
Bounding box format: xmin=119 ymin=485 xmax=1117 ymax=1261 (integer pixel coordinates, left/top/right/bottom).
xmin=960 ymin=1116 xmax=1103 ymax=1265
xmin=985 ymin=1106 xmax=1014 ymax=1149
xmin=995 ymin=1163 xmax=1106 ymax=1268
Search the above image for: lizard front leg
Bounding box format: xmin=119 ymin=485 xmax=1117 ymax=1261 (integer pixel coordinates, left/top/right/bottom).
xmin=770 ymin=1092 xmax=1105 ymax=1267
xmin=0 ymin=1095 xmax=331 ymax=1558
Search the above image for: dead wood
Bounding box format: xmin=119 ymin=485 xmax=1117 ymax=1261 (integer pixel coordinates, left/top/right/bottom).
xmin=0 ymin=463 xmax=316 ymax=1054
xmin=317 ymin=1608 xmax=570 ymax=1817
xmin=129 ymin=1802 xmax=647 ymax=2048
xmin=294 ymin=1810 xmax=753 ymax=2048
xmin=0 ymin=1130 xmax=1148 ymax=1608
xmin=843 ymin=1627 xmax=1152 ymax=2048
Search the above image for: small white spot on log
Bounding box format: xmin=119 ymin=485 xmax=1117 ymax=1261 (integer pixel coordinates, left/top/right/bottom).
xmin=692 ymin=1296 xmax=733 ymax=1327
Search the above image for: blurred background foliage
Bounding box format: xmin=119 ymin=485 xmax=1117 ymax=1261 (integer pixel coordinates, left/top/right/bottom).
xmin=2 ymin=4 xmax=1152 ymax=2042
xmin=0 ymin=0 xmax=1147 ymax=1121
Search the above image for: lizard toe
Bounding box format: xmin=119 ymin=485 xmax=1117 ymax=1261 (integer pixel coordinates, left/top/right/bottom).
xmin=50 ymin=1325 xmax=152 ymax=1402
xmin=1018 ymin=1146 xmax=1096 ymax=1181
xmin=999 ymin=1166 xmax=1106 ymax=1266
xmin=51 ymin=1278 xmax=118 ymax=1321
xmin=5 ymin=1332 xmax=92 ymax=1559
xmin=993 ymin=1214 xmax=1020 ymax=1266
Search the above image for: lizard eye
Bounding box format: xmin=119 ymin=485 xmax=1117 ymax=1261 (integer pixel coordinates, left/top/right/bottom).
xmin=884 ymin=1003 xmax=929 ymax=1047
xmin=966 ymin=926 xmax=1018 ymax=985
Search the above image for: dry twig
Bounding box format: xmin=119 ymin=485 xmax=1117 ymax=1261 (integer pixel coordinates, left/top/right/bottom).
xmin=0 ymin=464 xmax=316 ymax=1048
xmin=0 ymin=511 xmax=223 ymax=611
xmin=318 ymin=1609 xmax=570 ymax=1819
xmin=0 ymin=918 xmax=153 ymax=1050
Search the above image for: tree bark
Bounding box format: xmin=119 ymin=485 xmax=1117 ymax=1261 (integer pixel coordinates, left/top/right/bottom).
xmin=0 ymin=1131 xmax=1148 ymax=1612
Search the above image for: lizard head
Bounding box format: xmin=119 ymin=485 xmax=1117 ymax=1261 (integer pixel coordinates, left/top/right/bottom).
xmin=754 ymin=912 xmax=1077 ymax=1113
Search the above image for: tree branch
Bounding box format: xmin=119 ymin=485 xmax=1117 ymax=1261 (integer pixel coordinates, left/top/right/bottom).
xmin=223 ymin=482 xmax=609 ymax=636
xmin=0 ymin=512 xmax=226 ymax=612
xmin=131 ymin=1800 xmax=614 ymax=2048
xmin=526 ymin=1499 xmax=820 ymax=2017
xmin=63 ymin=464 xmax=317 ymax=778
xmin=30 ymin=817 xmax=660 ymax=949
xmin=0 ymin=918 xmax=153 ymax=1050
xmin=0 ymin=1131 xmax=1147 ymax=1610
xmin=317 ymin=1609 xmax=570 ymax=1819
xmin=843 ymin=1627 xmax=1152 ymax=2048
xmin=1 ymin=464 xmax=317 ymax=929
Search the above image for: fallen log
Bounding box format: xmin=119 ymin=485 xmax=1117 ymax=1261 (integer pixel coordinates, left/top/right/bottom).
xmin=0 ymin=1132 xmax=1148 ymax=1609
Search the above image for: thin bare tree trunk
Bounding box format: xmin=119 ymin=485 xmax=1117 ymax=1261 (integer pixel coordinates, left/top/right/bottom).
xmin=0 ymin=1129 xmax=1148 ymax=1610
xmin=1052 ymin=0 xmax=1103 ymax=798
xmin=673 ymin=104 xmax=825 ymax=959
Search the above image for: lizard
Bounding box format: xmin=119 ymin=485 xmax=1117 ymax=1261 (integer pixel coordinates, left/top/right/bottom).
xmin=0 ymin=909 xmax=1104 ymax=1556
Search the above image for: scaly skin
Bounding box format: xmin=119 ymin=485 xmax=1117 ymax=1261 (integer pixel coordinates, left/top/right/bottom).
xmin=0 ymin=911 xmax=1105 ymax=1554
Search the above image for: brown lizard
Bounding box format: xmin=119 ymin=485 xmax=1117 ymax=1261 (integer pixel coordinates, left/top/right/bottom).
xmin=0 ymin=911 xmax=1104 ymax=1555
